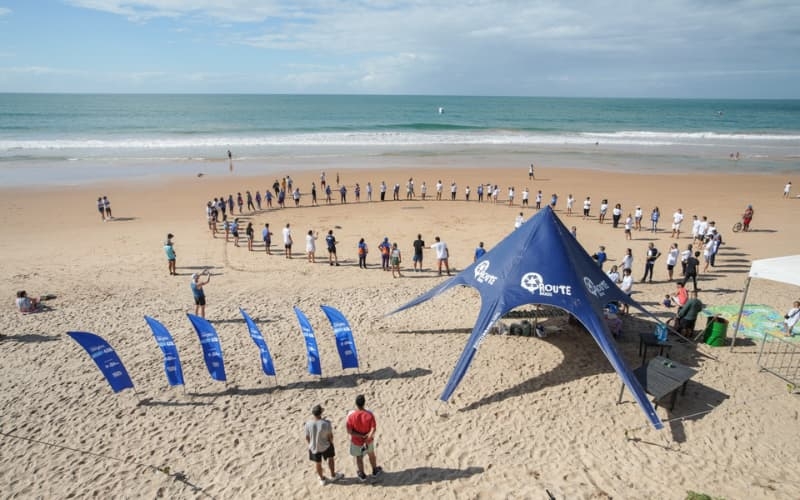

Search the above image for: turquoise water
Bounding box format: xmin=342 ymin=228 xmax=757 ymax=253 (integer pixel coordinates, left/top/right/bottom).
xmin=1 ymin=94 xmax=799 ymax=184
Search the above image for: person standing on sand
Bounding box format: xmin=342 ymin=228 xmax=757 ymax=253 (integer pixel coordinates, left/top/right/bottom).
xmin=641 ymin=242 xmax=660 ymax=283
xmin=619 ymin=268 xmax=633 ymax=314
xmin=164 ymin=233 xmax=176 ymax=275
xmin=306 ymin=230 xmax=318 ymax=263
xmin=283 ymin=223 xmax=293 ymax=258
xmin=390 ymin=243 xmax=402 ymax=278
xmin=380 ymin=181 xmax=387 ymax=201
xmin=246 ymin=191 xmax=255 ymax=212
xmin=230 ymin=218 xmax=240 ymax=247
xmin=529 ymin=164 xmax=534 ymax=180
xmin=366 ymin=182 xmax=373 ymax=201
xmin=378 ymin=237 xmax=391 ymax=271
xmin=684 ymin=251 xmax=701 ymax=291
xmin=784 ymin=181 xmax=792 ymax=199
xmin=612 ymin=203 xmax=622 ymax=228
xmin=634 ymin=206 xmax=643 ymax=231
xmin=582 ymin=197 xmax=591 ymax=219
xmin=412 ymin=234 xmax=425 ymax=272
xmin=650 ymin=207 xmax=660 ymax=233
xmin=326 ymin=230 xmax=339 ymax=266
xmin=246 ymin=222 xmax=254 ymax=251
xmin=191 ymin=270 xmax=211 ymax=318
xmin=671 ymin=208 xmax=684 ymax=238
xmin=262 ymin=223 xmax=273 ymax=255
xmin=566 ymin=194 xmax=574 ymax=215
xmin=102 ymin=196 xmax=112 ymax=220
xmin=431 ymin=236 xmax=451 ymax=276
xmin=357 ymin=238 xmax=368 ymax=269
xmin=624 ymin=213 xmax=633 ymax=240
xmin=665 ymin=242 xmax=679 ymax=281
xmin=346 ymin=394 xmax=383 ymax=482
xmin=474 ymin=242 xmax=486 ymax=262
xmin=305 ymin=404 xmax=344 ymax=486
xmin=97 ymin=197 xmax=105 ymax=221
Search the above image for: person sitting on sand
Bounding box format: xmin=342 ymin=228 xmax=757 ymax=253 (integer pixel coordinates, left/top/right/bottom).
xmin=784 ymin=300 xmax=800 ymax=337
xmin=15 ymin=290 xmax=40 ymax=313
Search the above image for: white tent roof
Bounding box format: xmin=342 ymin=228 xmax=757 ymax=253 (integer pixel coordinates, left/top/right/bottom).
xmin=748 ymin=255 xmax=800 ymax=287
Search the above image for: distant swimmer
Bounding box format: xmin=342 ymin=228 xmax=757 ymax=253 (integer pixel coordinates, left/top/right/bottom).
xmin=227 ymin=149 xmax=232 ymax=160
xmin=438 ymin=107 xmax=444 ymax=114
xmin=227 ymin=149 xmax=233 ymax=172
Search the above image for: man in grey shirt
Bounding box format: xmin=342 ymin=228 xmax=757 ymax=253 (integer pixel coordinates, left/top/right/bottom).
xmin=304 ymin=404 xmax=344 ymax=486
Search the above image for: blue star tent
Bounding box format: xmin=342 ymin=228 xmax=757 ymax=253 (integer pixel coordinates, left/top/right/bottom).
xmin=388 ymin=206 xmax=663 ymax=429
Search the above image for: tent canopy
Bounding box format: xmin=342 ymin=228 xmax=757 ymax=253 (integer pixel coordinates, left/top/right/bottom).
xmin=748 ymin=255 xmax=800 ymax=287
xmin=730 ymin=254 xmax=800 ymax=348
xmin=388 ymin=206 xmax=663 ymax=429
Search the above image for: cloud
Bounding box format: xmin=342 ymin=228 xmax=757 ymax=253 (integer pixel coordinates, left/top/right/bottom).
xmin=0 ymin=7 xmax=10 ymax=16
xmin=17 ymin=1 xmax=800 ymax=96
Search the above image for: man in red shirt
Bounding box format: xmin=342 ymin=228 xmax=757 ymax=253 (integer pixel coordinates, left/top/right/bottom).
xmin=346 ymin=394 xmax=383 ymax=481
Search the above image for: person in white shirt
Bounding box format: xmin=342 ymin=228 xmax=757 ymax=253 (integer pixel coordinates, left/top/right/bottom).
xmin=607 ymin=265 xmax=621 ymax=284
xmin=420 ymin=182 xmax=427 ymax=200
xmin=436 ymin=180 xmax=443 ymax=200
xmin=634 ymin=206 xmax=643 ymax=231
xmin=566 ymin=194 xmax=574 ymax=216
xmin=784 ymin=300 xmax=800 ymax=336
xmin=691 ymin=215 xmax=701 ymax=240
xmin=430 ymin=236 xmax=451 ymax=276
xmin=450 ymin=181 xmax=457 ymax=201
xmin=619 ymin=269 xmax=633 ymax=314
xmin=282 ymin=223 xmax=293 ymax=259
xmin=784 ymin=181 xmax=792 ymax=199
xmin=582 ymin=197 xmax=591 ymax=219
xmin=514 ymin=212 xmax=524 ymax=230
xmin=624 ymin=214 xmax=633 ymax=240
xmin=621 ymin=248 xmax=634 ymax=273
xmin=665 ymin=243 xmax=679 ymax=281
xmin=680 ymin=244 xmax=693 ymax=276
xmin=522 ymin=188 xmax=530 ymax=207
xmin=696 ymin=216 xmax=709 ymax=243
xmin=306 ymin=230 xmax=318 ymax=263
xmin=507 ymin=187 xmax=515 ymax=206
xmin=671 ymin=208 xmax=685 ymax=238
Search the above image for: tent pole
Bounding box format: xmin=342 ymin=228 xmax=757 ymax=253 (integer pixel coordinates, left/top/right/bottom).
xmin=730 ymin=277 xmax=751 ymax=352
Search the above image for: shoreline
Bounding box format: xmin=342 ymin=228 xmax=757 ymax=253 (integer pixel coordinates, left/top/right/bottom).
xmin=1 ymin=149 xmax=797 ymax=188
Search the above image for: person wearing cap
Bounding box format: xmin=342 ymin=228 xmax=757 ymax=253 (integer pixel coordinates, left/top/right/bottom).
xmin=346 ymin=394 xmax=383 ymax=481
xmin=304 ymin=404 xmax=344 ymax=486
xmin=164 ymin=234 xmax=176 ymax=276
xmin=190 ymin=270 xmax=210 ymax=318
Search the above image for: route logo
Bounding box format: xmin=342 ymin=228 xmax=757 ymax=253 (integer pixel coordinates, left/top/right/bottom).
xmin=520 ymin=272 xmax=572 ymax=297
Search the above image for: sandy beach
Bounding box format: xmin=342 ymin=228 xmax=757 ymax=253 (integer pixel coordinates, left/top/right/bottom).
xmin=2 ymin=163 xmax=800 ymax=499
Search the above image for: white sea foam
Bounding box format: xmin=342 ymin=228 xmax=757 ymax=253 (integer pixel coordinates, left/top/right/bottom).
xmin=2 ymin=130 xmax=798 ymax=153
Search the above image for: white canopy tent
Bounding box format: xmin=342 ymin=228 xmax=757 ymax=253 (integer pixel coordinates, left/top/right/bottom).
xmin=731 ymin=255 xmax=800 ymax=348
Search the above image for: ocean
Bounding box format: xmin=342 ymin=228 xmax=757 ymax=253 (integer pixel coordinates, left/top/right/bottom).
xmin=1 ymin=94 xmax=799 ymax=185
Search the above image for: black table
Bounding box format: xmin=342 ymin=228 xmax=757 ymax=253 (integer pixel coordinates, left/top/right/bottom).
xmin=619 ymin=356 xmax=697 ymax=411
xmin=638 ymin=332 xmax=673 ymax=365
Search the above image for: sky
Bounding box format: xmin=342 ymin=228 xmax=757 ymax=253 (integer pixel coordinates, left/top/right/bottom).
xmin=0 ymin=0 xmax=798 ymax=98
